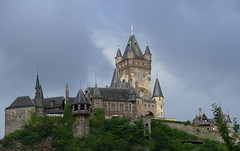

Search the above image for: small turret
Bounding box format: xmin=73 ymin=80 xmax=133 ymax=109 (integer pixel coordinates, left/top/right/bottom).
xmin=115 ymin=46 xmax=122 ymax=64
xmin=128 ymin=86 xmax=136 ymax=102
xmin=72 ymin=89 xmax=90 ymax=116
xmin=152 ymin=77 xmax=164 ymax=119
xmin=226 ymin=114 xmax=232 ymax=132
xmin=152 ymin=77 xmax=164 ymax=98
xmin=143 ymin=42 xmax=152 ymax=61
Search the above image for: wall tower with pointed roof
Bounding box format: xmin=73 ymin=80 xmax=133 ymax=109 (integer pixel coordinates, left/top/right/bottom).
xmin=152 ymin=77 xmax=164 ymax=119
xmin=115 ymin=28 xmax=152 ymax=100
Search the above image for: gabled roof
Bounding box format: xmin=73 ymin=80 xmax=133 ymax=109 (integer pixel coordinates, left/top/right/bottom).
xmin=6 ymin=96 xmax=35 ymax=109
xmin=92 ymin=83 xmax=104 ymax=99
xmin=115 ymin=47 xmax=122 ymax=58
xmin=122 ymin=35 xmax=145 ymax=61
xmin=152 ymin=78 xmax=164 ymax=98
xmin=72 ymin=89 xmax=89 ymax=105
xmin=144 ymin=44 xmax=151 ymax=54
xmin=43 ymin=96 xmax=65 ymax=109
xmin=86 ymin=87 xmax=133 ymax=102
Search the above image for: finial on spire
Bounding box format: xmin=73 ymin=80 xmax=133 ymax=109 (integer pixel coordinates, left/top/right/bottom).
xmin=118 ymin=45 xmax=120 ymax=49
xmin=156 ymin=71 xmax=158 ymax=79
xmin=131 ymin=23 xmax=133 ymax=35
xmin=80 ymin=80 xmax=82 ymax=90
xmin=95 ymin=73 xmax=97 ymax=84
xmin=146 ymin=42 xmax=148 ymax=46
xmin=37 ymin=65 xmax=39 ymax=74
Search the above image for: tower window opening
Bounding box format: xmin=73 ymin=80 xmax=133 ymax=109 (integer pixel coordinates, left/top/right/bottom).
xmin=80 ymin=104 xmax=85 ymax=110
xmin=11 ymin=111 xmax=15 ymax=120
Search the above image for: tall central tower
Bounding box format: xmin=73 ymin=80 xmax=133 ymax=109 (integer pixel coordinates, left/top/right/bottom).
xmin=115 ymin=28 xmax=152 ymax=99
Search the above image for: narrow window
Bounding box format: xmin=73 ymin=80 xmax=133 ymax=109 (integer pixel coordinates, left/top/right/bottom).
xmin=103 ymin=103 xmax=107 ymax=111
xmin=120 ymin=103 xmax=124 ymax=111
xmin=148 ymin=104 xmax=150 ymax=108
xmin=11 ymin=111 xmax=15 ymax=120
xmin=129 ymin=104 xmax=132 ymax=111
xmin=152 ymin=105 xmax=154 ymax=108
xmin=111 ymin=103 xmax=115 ymax=111
xmin=144 ymin=104 xmax=146 ymax=108
xmin=26 ymin=110 xmax=30 ymax=118
xmin=161 ymin=105 xmax=162 ymax=109
xmin=95 ymin=100 xmax=100 ymax=108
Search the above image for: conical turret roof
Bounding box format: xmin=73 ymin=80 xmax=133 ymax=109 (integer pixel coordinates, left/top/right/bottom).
xmin=92 ymin=83 xmax=104 ymax=99
xmin=144 ymin=44 xmax=151 ymax=54
xmin=226 ymin=114 xmax=232 ymax=123
xmin=122 ymin=35 xmax=144 ymax=61
xmin=72 ymin=89 xmax=89 ymax=105
xmin=115 ymin=47 xmax=122 ymax=58
xmin=152 ymin=78 xmax=164 ymax=98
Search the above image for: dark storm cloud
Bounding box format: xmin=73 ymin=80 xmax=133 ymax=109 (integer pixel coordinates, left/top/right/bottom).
xmin=1 ymin=0 xmax=240 ymax=138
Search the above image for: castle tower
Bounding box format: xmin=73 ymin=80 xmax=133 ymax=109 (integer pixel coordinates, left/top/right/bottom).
xmin=115 ymin=29 xmax=151 ymax=99
xmin=226 ymin=114 xmax=232 ymax=132
xmin=71 ymin=88 xmax=90 ymax=137
xmin=33 ymin=73 xmax=44 ymax=116
xmin=152 ymin=77 xmax=164 ymax=119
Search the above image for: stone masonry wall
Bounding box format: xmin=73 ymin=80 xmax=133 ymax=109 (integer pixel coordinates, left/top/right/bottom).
xmin=5 ymin=107 xmax=35 ymax=136
xmin=164 ymin=122 xmax=223 ymax=142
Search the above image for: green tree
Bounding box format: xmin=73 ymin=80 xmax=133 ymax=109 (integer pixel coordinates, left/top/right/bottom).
xmin=212 ymin=103 xmax=237 ymax=150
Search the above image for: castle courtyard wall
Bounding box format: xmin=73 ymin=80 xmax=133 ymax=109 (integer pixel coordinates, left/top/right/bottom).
xmin=5 ymin=107 xmax=35 ymax=135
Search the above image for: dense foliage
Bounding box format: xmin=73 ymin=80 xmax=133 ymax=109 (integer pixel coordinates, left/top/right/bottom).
xmin=0 ymin=107 xmax=230 ymax=151
xmin=212 ymin=103 xmax=240 ymax=151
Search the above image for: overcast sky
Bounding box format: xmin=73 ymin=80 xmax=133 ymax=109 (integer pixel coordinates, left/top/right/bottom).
xmin=0 ymin=0 xmax=240 ymax=138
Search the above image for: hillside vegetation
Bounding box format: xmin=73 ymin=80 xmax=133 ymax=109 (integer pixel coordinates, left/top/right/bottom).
xmin=0 ymin=105 xmax=229 ymax=151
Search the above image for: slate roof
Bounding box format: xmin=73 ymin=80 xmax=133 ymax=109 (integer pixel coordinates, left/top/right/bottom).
xmin=43 ymin=96 xmax=65 ymax=109
xmin=115 ymin=47 xmax=122 ymax=58
xmin=86 ymin=87 xmax=135 ymax=102
xmin=35 ymin=74 xmax=40 ymax=89
xmin=6 ymin=96 xmax=35 ymax=109
xmin=122 ymin=35 xmax=145 ymax=61
xmin=72 ymin=89 xmax=89 ymax=105
xmin=144 ymin=44 xmax=151 ymax=54
xmin=110 ymin=68 xmax=122 ymax=88
xmin=68 ymin=97 xmax=75 ymax=106
xmin=152 ymin=78 xmax=164 ymax=98
xmin=92 ymin=83 xmax=104 ymax=99
xmin=128 ymin=86 xmax=137 ymax=101
xmin=226 ymin=115 xmax=232 ymax=123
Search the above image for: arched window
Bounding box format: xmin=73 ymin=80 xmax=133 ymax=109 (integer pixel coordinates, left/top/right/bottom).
xmin=11 ymin=111 xmax=15 ymax=120
xmin=26 ymin=110 xmax=31 ymax=118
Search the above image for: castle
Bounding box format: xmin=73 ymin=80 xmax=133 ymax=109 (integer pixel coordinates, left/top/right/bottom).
xmin=5 ymin=29 xmax=165 ymax=136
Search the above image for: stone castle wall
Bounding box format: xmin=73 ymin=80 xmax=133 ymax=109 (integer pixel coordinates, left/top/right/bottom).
xmin=164 ymin=122 xmax=223 ymax=142
xmin=5 ymin=107 xmax=35 ymax=135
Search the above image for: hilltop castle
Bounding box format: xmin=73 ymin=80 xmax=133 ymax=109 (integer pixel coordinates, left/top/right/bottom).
xmin=5 ymin=29 xmax=165 ymax=136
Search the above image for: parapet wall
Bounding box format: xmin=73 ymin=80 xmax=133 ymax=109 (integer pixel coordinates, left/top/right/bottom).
xmin=163 ymin=122 xmax=223 ymax=142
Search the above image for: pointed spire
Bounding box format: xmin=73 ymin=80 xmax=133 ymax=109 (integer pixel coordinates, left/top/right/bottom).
xmin=131 ymin=23 xmax=133 ymax=35
xmin=115 ymin=45 xmax=122 ymax=57
xmin=152 ymin=77 xmax=164 ymax=98
xmin=92 ymin=83 xmax=103 ymax=99
xmin=226 ymin=114 xmax=232 ymax=123
xmin=110 ymin=68 xmax=122 ymax=88
xmin=144 ymin=42 xmax=151 ymax=54
xmin=35 ymin=73 xmax=40 ymax=89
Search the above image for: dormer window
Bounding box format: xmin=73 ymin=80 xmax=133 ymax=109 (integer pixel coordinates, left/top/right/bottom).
xmin=50 ymin=100 xmax=54 ymax=107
